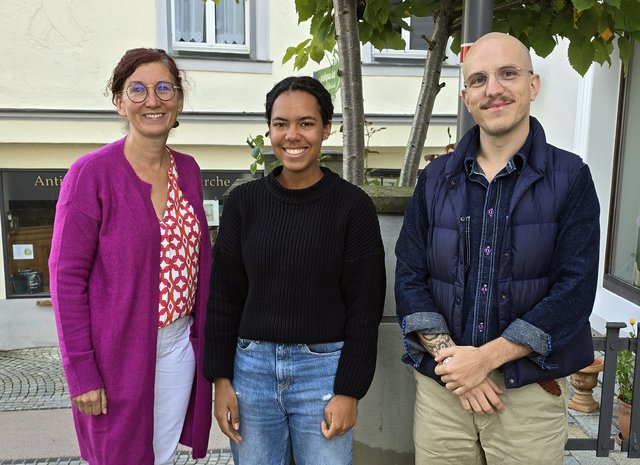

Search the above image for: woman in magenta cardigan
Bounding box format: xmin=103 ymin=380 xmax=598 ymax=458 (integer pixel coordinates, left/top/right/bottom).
xmin=48 ymin=48 xmax=212 ymax=465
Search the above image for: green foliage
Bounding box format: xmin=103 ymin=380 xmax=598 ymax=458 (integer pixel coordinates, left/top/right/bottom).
xmin=616 ymin=319 xmax=636 ymax=404
xmin=337 ymin=121 xmax=388 ymax=186
xmin=573 ymin=0 xmax=597 ymax=13
xmin=528 ymin=26 xmax=557 ymax=58
xmin=568 ymin=39 xmax=595 ymax=75
xmin=593 ymin=37 xmax=614 ymax=66
xmin=247 ymin=133 xmax=268 ymax=176
xmin=363 ymin=122 xmax=387 ymax=186
xmin=247 ymin=133 xmax=283 ymax=176
xmin=286 ymin=0 xmax=420 ymax=70
xmin=494 ymin=0 xmax=639 ymax=76
xmin=287 ymin=0 xmax=640 ymax=77
xmin=618 ymin=35 xmax=632 ymax=75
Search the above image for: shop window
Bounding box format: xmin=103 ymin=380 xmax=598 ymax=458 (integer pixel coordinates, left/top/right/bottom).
xmin=1 ymin=169 xmax=257 ymax=298
xmin=2 ymin=171 xmax=63 ymax=297
xmin=201 ymin=170 xmax=258 ymax=243
xmin=605 ymin=44 xmax=640 ymax=303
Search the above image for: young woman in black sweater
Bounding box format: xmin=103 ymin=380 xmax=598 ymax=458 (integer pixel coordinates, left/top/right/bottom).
xmin=204 ymin=76 xmax=385 ymax=465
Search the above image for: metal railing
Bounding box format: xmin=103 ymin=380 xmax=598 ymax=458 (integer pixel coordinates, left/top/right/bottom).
xmin=565 ymin=322 xmax=640 ymax=457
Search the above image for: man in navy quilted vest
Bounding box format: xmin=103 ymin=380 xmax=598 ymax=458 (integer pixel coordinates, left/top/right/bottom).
xmin=395 ymin=32 xmax=600 ymax=464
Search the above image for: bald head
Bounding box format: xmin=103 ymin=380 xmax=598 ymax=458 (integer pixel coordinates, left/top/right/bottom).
xmin=462 ymin=32 xmax=533 ymax=78
xmin=459 ymin=31 xmax=540 ymax=145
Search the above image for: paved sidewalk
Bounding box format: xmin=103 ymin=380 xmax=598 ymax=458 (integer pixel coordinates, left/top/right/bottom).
xmin=0 ymin=347 xmax=638 ymax=464
xmin=0 ymin=347 xmax=231 ymax=465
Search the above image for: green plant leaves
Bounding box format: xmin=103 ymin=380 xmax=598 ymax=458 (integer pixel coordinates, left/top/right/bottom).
xmin=573 ymin=0 xmax=597 ymax=13
xmin=612 ymin=0 xmax=640 ymax=33
xmin=593 ymin=37 xmax=613 ymax=65
xmin=617 ymin=348 xmax=635 ymax=403
xmin=618 ymin=35 xmax=632 ymax=75
xmin=287 ymin=0 xmax=640 ymax=83
xmin=568 ymin=39 xmax=595 ymax=76
xmin=282 ymin=39 xmax=310 ymax=65
xmin=295 ymin=0 xmax=331 ymax=22
xmin=507 ymin=9 xmax=531 ymax=37
xmin=529 ymin=27 xmax=557 ymax=58
xmin=247 ymin=133 xmax=266 ymax=176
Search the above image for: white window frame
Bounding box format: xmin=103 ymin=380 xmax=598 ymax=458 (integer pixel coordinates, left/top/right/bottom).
xmin=170 ymin=0 xmax=250 ymax=55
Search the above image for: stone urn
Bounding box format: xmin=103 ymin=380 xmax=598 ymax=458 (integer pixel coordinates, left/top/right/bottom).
xmin=568 ymin=357 xmax=604 ymax=412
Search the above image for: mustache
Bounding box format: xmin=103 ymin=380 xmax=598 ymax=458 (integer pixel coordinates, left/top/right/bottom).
xmin=480 ymin=99 xmax=514 ymax=110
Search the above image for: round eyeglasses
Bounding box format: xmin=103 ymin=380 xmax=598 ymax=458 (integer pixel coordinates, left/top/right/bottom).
xmin=122 ymin=81 xmax=180 ymax=103
xmin=464 ymin=65 xmax=533 ymax=89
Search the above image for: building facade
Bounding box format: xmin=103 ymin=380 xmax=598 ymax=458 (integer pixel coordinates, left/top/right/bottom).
xmin=0 ymin=0 xmax=638 ymax=346
xmin=0 ymin=0 xmax=461 ymax=348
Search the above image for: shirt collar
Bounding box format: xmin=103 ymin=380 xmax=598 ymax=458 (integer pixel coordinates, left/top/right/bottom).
xmin=463 ymin=130 xmax=532 ymax=177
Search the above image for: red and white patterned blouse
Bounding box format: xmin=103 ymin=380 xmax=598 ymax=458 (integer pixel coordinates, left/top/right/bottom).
xmin=158 ymin=152 xmax=201 ymax=328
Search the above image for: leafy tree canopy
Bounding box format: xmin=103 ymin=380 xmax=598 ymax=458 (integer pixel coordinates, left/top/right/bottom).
xmin=287 ymin=0 xmax=640 ymax=76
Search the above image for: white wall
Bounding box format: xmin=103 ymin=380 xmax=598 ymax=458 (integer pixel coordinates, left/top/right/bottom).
xmin=2 ymin=2 xmax=637 ymax=344
xmin=530 ymin=40 xmax=580 ymax=151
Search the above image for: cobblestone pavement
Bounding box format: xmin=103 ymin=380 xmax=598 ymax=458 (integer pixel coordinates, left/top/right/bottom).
xmin=2 ymin=347 xmax=638 ymax=464
xmin=0 ymin=347 xmax=234 ymax=465
xmin=0 ymin=347 xmax=69 ymax=411
xmin=0 ymin=449 xmax=234 ymax=465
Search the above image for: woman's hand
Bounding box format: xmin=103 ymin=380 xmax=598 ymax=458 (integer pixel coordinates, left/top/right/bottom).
xmin=213 ymin=378 xmax=242 ymax=444
xmin=72 ymin=388 xmax=107 ymax=415
xmin=321 ymin=394 xmax=358 ymax=439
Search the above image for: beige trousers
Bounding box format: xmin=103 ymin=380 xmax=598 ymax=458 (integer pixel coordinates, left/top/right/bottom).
xmin=413 ymin=370 xmax=568 ymax=465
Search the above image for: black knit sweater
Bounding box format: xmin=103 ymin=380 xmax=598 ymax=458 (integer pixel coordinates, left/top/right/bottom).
xmin=204 ymin=166 xmax=386 ymax=399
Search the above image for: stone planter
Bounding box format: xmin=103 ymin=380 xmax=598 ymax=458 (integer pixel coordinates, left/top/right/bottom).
xmin=568 ymin=357 xmax=604 ymax=412
xmin=352 ymin=185 xmax=415 ymax=465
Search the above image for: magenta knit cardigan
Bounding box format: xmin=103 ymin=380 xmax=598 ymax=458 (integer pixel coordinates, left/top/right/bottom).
xmin=49 ymin=138 xmax=212 ymax=464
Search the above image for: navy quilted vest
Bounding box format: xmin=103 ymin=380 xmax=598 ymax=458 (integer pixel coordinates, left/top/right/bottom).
xmin=423 ymin=117 xmax=594 ymax=387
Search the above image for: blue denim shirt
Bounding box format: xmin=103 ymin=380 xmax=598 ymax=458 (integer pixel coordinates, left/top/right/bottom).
xmin=461 ymin=144 xmax=524 ymax=347
xmin=395 ymin=126 xmax=600 ymax=375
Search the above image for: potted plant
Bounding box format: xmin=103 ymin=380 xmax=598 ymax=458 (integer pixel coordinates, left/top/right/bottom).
xmin=616 ymin=318 xmax=636 ymax=441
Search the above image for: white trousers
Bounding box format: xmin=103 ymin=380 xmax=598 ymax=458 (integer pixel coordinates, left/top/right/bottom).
xmin=153 ymin=315 xmax=196 ymax=465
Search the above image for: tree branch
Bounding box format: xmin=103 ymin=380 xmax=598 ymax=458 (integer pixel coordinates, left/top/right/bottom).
xmin=398 ymin=0 xmax=456 ymax=187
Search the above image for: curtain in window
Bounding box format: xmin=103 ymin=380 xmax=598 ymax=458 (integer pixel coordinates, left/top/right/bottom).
xmin=216 ymin=0 xmax=245 ymax=45
xmin=175 ymin=0 xmax=205 ymax=43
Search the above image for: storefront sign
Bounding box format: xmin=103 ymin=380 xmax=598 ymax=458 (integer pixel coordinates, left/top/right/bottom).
xmin=2 ymin=170 xmax=258 ymax=203
xmin=201 ymin=170 xmax=257 ymax=202
xmin=3 ymin=171 xmax=66 ymax=201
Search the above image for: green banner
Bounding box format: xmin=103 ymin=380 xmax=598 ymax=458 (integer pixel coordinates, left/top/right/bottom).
xmin=317 ymin=50 xmax=340 ymax=98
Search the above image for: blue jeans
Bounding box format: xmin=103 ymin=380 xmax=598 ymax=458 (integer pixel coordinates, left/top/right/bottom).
xmin=231 ymin=339 xmax=352 ymax=465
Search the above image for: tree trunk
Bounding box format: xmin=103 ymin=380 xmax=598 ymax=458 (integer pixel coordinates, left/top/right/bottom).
xmin=398 ymin=0 xmax=456 ymax=187
xmin=334 ymin=0 xmax=365 ymax=185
